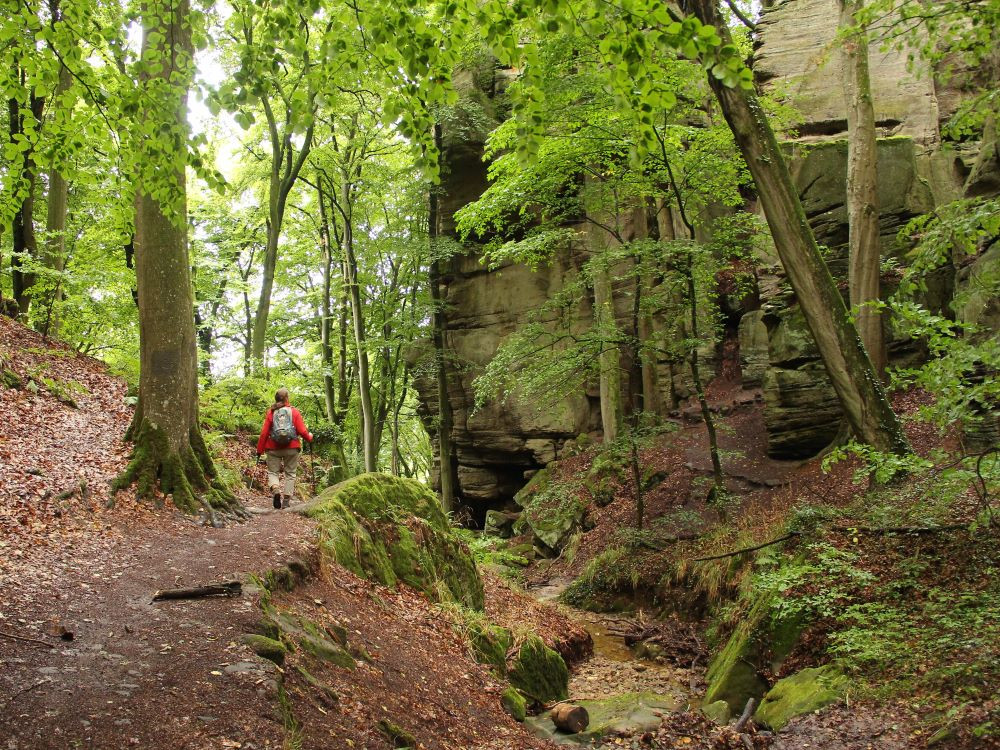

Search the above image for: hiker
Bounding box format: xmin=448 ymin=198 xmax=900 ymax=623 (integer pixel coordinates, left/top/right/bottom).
xmin=256 ymin=388 xmax=313 ymax=509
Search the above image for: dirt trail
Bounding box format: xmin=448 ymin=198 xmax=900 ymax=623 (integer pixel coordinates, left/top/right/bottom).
xmin=0 ymin=491 xmax=313 ymax=750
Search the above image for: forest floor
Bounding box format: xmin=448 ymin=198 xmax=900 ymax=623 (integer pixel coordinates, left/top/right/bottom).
xmin=0 ymin=315 xmax=573 ymax=750
xmin=511 ymin=342 xmax=997 ymax=749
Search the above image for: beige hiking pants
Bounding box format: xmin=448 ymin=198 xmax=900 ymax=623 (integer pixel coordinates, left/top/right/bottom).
xmin=265 ymin=448 xmax=300 ymax=497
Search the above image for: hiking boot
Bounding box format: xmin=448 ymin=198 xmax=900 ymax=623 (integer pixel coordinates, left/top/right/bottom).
xmin=281 ymin=496 xmax=290 ymax=509
xmin=272 ymin=492 xmax=281 ymax=510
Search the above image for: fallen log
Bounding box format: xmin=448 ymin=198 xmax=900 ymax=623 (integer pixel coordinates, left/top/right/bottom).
xmin=152 ymin=581 xmax=242 ymax=602
xmin=692 ymin=532 xmax=800 ymax=562
xmin=0 ymin=629 xmax=55 ymax=649
xmin=733 ymin=697 xmax=756 ymax=732
xmin=551 ymin=703 xmax=589 ymax=734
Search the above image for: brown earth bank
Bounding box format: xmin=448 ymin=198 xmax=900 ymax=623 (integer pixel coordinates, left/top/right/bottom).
xmin=509 ymin=350 xmax=997 ymax=749
xmin=1 ymin=315 xmax=578 ymax=750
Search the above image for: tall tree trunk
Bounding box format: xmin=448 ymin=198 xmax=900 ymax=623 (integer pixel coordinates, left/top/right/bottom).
xmin=429 ymin=124 xmax=457 ymax=510
xmin=654 ymin=197 xmax=685 ymax=409
xmin=592 ymin=262 xmax=623 ymax=443
xmin=335 ymin=260 xmax=349 ymax=427
xmin=662 ymin=160 xmax=726 ymax=499
xmin=114 ymin=0 xmax=236 ymax=515
xmin=317 ymin=177 xmax=338 ymax=422
xmin=41 ymin=0 xmax=74 ymax=336
xmin=250 ymin=99 xmax=315 ymax=366
xmin=340 ymin=180 xmax=377 ymax=472
xmin=840 ymin=0 xmax=886 ymax=378
xmin=9 ymin=87 xmax=45 ymax=320
xmin=688 ymin=0 xmax=909 ymax=456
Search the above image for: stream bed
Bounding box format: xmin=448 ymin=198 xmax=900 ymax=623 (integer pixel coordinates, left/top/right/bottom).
xmin=526 ymin=581 xmax=698 ymax=746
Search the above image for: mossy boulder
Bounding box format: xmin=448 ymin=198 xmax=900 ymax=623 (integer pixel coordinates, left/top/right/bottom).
xmin=303 ymin=473 xmax=484 ymax=610
xmin=515 ymin=475 xmax=587 ymax=552
xmin=501 ymin=686 xmax=527 ymax=722
xmin=258 ymin=607 xmax=355 ymax=671
xmin=508 ymin=635 xmax=569 ymax=704
xmin=241 ymin=634 xmax=289 ymax=666
xmin=467 ymin=621 xmax=513 ymax=675
xmin=754 ymin=665 xmax=849 ymax=731
xmin=703 ymin=596 xmax=804 ymax=714
xmin=702 ymin=700 xmax=732 ymax=725
xmin=377 ymin=718 xmax=416 ymax=748
xmin=484 ymin=510 xmax=519 ymax=538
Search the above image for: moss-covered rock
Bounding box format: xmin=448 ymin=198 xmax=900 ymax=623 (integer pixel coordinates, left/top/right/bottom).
xmin=517 ymin=479 xmax=587 ymax=551
xmin=1 ymin=366 xmax=24 ymax=390
xmin=501 ymin=686 xmax=527 ymax=722
xmin=702 ymin=700 xmax=732 ymax=725
xmin=241 ymin=634 xmax=289 ymax=666
xmin=377 ymin=718 xmax=416 ymax=748
xmin=508 ymin=635 xmax=569 ymax=704
xmin=467 ymin=621 xmax=513 ymax=675
xmin=259 ymin=607 xmax=355 ymax=671
xmin=484 ymin=509 xmax=519 ymax=538
xmin=303 ymin=473 xmax=484 ymax=610
xmin=754 ymin=665 xmax=849 ymax=731
xmin=703 ymin=595 xmax=804 ymax=714
xmin=513 ymin=467 xmax=553 ymax=507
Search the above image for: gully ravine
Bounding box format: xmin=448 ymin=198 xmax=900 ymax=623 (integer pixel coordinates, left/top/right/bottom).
xmin=526 ymin=579 xmax=701 ymax=746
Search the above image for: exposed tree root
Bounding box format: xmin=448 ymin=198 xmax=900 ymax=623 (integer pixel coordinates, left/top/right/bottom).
xmin=114 ymin=417 xmax=245 ymax=518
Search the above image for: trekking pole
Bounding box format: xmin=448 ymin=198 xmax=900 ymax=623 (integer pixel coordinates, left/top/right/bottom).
xmin=308 ymin=442 xmax=318 ymax=498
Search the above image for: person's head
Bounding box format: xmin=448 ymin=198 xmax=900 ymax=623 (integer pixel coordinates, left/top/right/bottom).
xmin=272 ymin=388 xmax=290 ymax=411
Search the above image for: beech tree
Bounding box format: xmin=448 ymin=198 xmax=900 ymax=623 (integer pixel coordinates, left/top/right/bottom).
xmin=840 ymin=0 xmax=886 ymax=377
xmin=114 ymin=0 xmax=236 ymax=513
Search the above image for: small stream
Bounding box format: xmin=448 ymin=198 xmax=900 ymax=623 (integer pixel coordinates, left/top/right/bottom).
xmin=526 ymin=580 xmax=697 ymax=746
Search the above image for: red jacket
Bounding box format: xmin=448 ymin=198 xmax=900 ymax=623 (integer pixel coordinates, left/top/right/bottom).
xmin=257 ymin=405 xmax=313 ymax=454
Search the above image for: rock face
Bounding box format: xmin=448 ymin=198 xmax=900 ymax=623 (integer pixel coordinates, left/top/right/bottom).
xmin=413 ymin=0 xmax=996 ymax=502
xmin=745 ymin=0 xmax=986 ymax=458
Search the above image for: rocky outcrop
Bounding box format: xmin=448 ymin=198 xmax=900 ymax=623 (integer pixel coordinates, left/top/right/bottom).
xmin=744 ymin=0 xmax=985 ymax=458
xmin=415 ymin=0 xmax=996 ymax=496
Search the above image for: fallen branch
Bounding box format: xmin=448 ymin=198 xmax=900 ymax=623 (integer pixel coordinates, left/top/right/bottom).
xmin=0 ymin=629 xmax=55 ymax=649
xmin=733 ymin=697 xmax=756 ymax=732
xmin=152 ymin=581 xmax=242 ymax=602
xmin=692 ymin=532 xmax=800 ymax=562
xmin=1 ymin=679 xmax=50 ymax=709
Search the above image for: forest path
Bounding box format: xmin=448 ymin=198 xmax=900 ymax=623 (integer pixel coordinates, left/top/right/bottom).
xmin=0 ymin=493 xmax=315 ymax=750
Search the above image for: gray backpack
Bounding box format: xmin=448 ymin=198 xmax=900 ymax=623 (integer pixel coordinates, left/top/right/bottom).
xmin=270 ymin=406 xmax=297 ymax=446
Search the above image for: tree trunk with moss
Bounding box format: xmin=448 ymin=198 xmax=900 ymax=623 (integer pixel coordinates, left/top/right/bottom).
xmin=114 ymin=0 xmax=236 ymax=515
xmin=689 ymin=0 xmax=909 ymax=457
xmin=840 ymin=0 xmax=886 ymax=378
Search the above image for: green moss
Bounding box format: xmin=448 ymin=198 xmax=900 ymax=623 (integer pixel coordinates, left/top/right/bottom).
xmin=501 ymin=686 xmax=527 ymax=722
xmin=113 ymin=417 xmax=239 ymax=515
xmin=260 ymin=607 xmax=355 ymax=670
xmin=377 ymin=718 xmax=416 ymax=748
xmin=702 ymin=700 xmax=731 ymax=725
xmin=1 ymin=366 xmax=24 ymax=390
xmin=574 ymin=692 xmax=678 ymax=738
xmin=755 ymin=665 xmax=849 ymax=731
xmin=294 ymin=666 xmax=339 ymax=705
xmin=298 ymin=632 xmax=356 ymax=669
xmin=704 ymin=595 xmax=804 ymax=714
xmin=561 ymin=547 xmax=636 ymax=612
xmin=513 ymin=467 xmax=552 ymax=506
xmin=306 ymin=473 xmax=484 ymax=609
xmin=467 ymin=621 xmax=513 ymax=674
xmin=241 ymin=634 xmax=289 ymax=666
xmin=527 ymin=692 xmax=678 ymax=742
xmin=508 ymin=635 xmax=569 ymax=704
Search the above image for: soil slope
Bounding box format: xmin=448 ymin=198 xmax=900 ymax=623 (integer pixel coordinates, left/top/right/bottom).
xmin=0 ymin=316 xmax=561 ymax=750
